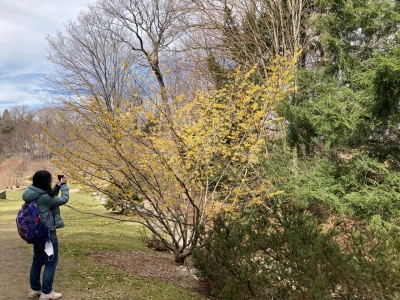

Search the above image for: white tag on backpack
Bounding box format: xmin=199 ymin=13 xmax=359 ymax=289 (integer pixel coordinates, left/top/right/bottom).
xmin=44 ymin=240 xmax=54 ymax=258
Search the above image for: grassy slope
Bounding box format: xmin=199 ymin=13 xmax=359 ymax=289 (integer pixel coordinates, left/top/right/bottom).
xmin=0 ymin=189 xmax=201 ymax=300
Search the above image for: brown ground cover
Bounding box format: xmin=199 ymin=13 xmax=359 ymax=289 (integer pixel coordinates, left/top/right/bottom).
xmin=87 ymin=250 xmax=209 ymax=295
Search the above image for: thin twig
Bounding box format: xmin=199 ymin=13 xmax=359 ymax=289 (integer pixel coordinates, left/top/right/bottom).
xmin=65 ymin=204 xmax=138 ymax=223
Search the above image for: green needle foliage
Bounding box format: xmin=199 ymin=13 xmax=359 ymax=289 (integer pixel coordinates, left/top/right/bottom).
xmin=193 ymin=146 xmax=400 ymax=299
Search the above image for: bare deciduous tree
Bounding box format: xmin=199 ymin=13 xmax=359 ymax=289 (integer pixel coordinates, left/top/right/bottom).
xmin=0 ymin=106 xmax=38 ymax=158
xmin=189 ymin=0 xmax=317 ymax=79
xmin=100 ymin=0 xmax=191 ymax=108
xmin=0 ymin=156 xmax=26 ymax=189
xmin=45 ymin=5 xmax=141 ymax=112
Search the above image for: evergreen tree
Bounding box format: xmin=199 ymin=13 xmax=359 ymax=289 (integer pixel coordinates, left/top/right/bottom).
xmin=1 ymin=110 xmax=14 ymax=134
xmin=194 ymin=2 xmax=400 ymax=298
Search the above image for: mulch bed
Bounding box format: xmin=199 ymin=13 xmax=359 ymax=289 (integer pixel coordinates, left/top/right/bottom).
xmin=86 ymin=250 xmax=211 ymax=297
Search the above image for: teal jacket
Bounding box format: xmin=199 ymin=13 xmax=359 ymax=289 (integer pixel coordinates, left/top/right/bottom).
xmin=22 ymin=184 xmax=69 ymax=230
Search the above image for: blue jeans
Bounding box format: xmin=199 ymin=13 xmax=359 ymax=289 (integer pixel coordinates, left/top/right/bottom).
xmin=30 ymin=231 xmax=59 ymax=294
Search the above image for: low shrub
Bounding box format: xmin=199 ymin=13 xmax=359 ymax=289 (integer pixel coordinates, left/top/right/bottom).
xmin=193 ymin=200 xmax=400 ymax=299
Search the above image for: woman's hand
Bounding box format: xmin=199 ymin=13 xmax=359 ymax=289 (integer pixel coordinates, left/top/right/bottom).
xmin=57 ymin=176 xmax=67 ymax=186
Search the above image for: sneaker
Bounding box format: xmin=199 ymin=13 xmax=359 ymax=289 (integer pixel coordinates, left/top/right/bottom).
xmin=28 ymin=289 xmax=41 ymax=298
xmin=39 ymin=291 xmax=62 ymax=300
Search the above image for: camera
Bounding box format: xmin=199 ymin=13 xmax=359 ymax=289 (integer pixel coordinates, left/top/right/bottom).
xmin=58 ymin=175 xmax=64 ymax=180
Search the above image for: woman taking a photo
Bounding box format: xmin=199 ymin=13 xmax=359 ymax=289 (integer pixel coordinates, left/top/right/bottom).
xmin=22 ymin=170 xmax=69 ymax=300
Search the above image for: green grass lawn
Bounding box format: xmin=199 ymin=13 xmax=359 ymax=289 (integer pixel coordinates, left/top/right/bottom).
xmin=2 ymin=189 xmax=203 ymax=300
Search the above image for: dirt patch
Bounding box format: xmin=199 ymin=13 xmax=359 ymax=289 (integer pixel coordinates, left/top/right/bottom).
xmin=87 ymin=250 xmax=211 ymax=297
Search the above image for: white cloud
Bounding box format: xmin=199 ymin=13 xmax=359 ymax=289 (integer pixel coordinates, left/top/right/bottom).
xmin=0 ymin=0 xmax=91 ymax=113
xmin=0 ymin=79 xmax=43 ymax=111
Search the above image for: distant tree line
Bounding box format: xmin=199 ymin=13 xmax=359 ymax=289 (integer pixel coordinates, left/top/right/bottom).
xmin=0 ymin=106 xmax=62 ymax=161
xmin=0 ymin=106 xmax=64 ymax=189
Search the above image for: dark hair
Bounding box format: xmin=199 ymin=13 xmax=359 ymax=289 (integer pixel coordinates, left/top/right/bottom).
xmin=32 ymin=170 xmax=54 ymax=196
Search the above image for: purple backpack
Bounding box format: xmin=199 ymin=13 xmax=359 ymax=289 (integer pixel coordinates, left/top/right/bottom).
xmin=16 ymin=200 xmax=48 ymax=245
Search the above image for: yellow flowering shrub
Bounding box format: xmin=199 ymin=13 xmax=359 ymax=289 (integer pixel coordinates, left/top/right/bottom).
xmin=38 ymin=52 xmax=298 ymax=263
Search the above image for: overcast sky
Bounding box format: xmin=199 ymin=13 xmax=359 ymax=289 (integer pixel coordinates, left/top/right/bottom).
xmin=0 ymin=0 xmax=91 ymax=114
